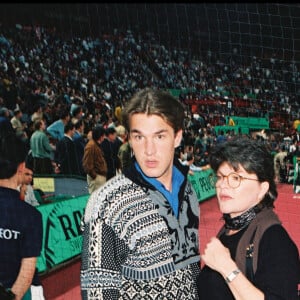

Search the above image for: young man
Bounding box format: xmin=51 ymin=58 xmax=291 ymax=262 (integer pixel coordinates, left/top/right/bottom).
xmin=18 ymin=164 xmax=40 ymax=207
xmin=0 ymin=131 xmax=43 ymax=300
xmin=80 ymin=88 xmax=200 ymax=299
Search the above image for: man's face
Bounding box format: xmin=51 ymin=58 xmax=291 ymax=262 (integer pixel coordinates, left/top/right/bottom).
xmin=69 ymin=127 xmax=76 ymax=138
xmin=22 ymin=167 xmax=34 ymax=185
xmin=40 ymin=120 xmax=46 ymax=131
xmin=108 ymin=132 xmax=117 ymax=142
xmin=129 ymin=113 xmax=182 ymax=189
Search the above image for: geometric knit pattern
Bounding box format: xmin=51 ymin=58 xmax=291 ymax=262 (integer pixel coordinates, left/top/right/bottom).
xmin=81 ymin=172 xmax=200 ymax=299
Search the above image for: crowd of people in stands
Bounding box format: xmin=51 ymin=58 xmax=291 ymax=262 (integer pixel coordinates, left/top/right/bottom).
xmin=0 ymin=24 xmax=299 ymax=180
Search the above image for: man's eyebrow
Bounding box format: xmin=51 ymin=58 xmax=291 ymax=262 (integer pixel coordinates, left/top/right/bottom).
xmin=130 ymin=129 xmax=168 ymax=134
xmin=130 ymin=129 xmax=141 ymax=134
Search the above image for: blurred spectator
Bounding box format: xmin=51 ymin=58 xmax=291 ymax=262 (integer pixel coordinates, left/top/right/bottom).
xmin=181 ymin=152 xmax=210 ymax=175
xmin=115 ymin=125 xmax=127 ymax=150
xmin=114 ymin=101 xmax=123 ymax=124
xmin=82 ymin=125 xmax=107 ymax=194
xmin=293 ymin=132 xmax=300 ymax=143
xmin=70 ymin=97 xmax=84 ymax=117
xmin=46 ymin=109 xmax=71 ymax=142
xmin=10 ymin=108 xmax=26 ymax=138
xmin=216 ymin=130 xmax=227 ymax=144
xmin=274 ymin=145 xmax=288 ymax=183
xmin=54 ymin=122 xmax=81 ymax=175
xmin=73 ymin=119 xmax=87 ymax=176
xmin=30 ymin=119 xmax=55 ymax=175
xmin=31 ymin=104 xmax=44 ymax=123
xmin=117 ymin=127 xmax=132 ymax=172
xmin=0 ymin=106 xmax=11 ymax=120
xmin=18 ymin=163 xmax=40 ymax=207
xmin=100 ymin=126 xmax=120 ymax=180
xmin=71 ymin=105 xmax=84 ymax=125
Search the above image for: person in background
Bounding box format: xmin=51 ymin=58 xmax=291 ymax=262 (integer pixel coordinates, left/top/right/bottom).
xmin=216 ymin=129 xmax=227 ymax=144
xmin=115 ymin=124 xmax=127 ymax=149
xmin=71 ymin=105 xmax=84 ymax=125
xmin=0 ymin=130 xmax=43 ymax=300
xmin=182 ymin=152 xmax=210 ymax=176
xmin=10 ymin=108 xmax=26 ymax=139
xmin=273 ymin=145 xmax=287 ymax=183
xmin=46 ymin=109 xmax=70 ymax=142
xmin=80 ymin=88 xmax=200 ymax=299
xmin=0 ymin=111 xmax=14 ymax=135
xmin=17 ymin=162 xmax=46 ymax=299
xmin=100 ymin=126 xmax=120 ymax=180
xmin=82 ymin=125 xmax=107 ymax=194
xmin=0 ymin=106 xmax=11 ymax=120
xmin=30 ymin=119 xmax=55 ymax=175
xmin=54 ymin=121 xmax=80 ymax=175
xmin=73 ymin=119 xmax=87 ymax=176
xmin=31 ymin=104 xmax=44 ymax=123
xmin=18 ymin=163 xmax=40 ymax=207
xmin=114 ymin=101 xmax=122 ymax=124
xmin=197 ymin=136 xmax=300 ymax=300
xmin=117 ymin=130 xmax=132 ymax=172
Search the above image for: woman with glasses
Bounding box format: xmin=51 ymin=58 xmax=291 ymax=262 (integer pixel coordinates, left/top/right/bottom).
xmin=197 ymin=137 xmax=300 ymax=300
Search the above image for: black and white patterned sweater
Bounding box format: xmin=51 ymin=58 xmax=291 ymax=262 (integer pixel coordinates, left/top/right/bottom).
xmin=80 ymin=160 xmax=201 ymax=299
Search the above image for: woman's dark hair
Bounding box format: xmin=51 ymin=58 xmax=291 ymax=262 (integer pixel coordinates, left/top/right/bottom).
xmin=209 ymin=136 xmax=277 ymax=207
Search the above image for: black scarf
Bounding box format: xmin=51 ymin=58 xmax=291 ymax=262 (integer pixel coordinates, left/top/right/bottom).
xmin=223 ymin=204 xmax=263 ymax=231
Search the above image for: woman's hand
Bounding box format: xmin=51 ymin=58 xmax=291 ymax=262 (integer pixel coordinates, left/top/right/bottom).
xmin=201 ymin=237 xmax=237 ymax=277
xmin=201 ymin=237 xmax=265 ymax=300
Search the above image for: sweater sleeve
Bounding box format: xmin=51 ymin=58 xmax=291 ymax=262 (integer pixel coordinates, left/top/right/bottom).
xmin=255 ymin=225 xmax=300 ymax=300
xmin=80 ymin=216 xmax=129 ymax=300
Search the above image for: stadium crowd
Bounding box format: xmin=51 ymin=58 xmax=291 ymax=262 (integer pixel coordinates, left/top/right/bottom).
xmin=0 ymin=24 xmax=299 ymax=179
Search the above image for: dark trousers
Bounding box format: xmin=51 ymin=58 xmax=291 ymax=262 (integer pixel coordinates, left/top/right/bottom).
xmin=33 ymin=157 xmax=53 ymax=175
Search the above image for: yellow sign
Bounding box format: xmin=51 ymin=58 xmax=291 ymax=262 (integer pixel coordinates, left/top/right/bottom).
xmin=228 ymin=118 xmax=235 ymax=126
xmin=34 ymin=177 xmax=55 ymax=192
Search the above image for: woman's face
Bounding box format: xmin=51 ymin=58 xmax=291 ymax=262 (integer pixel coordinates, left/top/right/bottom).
xmin=215 ymin=162 xmax=269 ymax=218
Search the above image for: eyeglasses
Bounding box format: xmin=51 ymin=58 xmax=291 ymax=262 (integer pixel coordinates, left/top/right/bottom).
xmin=210 ymin=172 xmax=260 ymax=189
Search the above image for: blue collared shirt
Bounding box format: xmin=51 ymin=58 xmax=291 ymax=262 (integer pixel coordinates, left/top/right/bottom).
xmin=135 ymin=162 xmax=184 ymax=218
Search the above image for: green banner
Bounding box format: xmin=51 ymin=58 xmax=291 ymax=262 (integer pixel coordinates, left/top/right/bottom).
xmin=36 ymin=194 xmax=89 ymax=273
xmin=226 ymin=116 xmax=269 ymax=129
xmin=188 ymin=168 xmax=216 ymax=202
